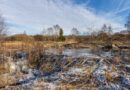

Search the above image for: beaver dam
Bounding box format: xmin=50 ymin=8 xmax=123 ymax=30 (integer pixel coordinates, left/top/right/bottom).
xmin=0 ymin=45 xmax=130 ymax=90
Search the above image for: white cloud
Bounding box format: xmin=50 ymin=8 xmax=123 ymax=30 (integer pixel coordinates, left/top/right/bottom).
xmin=0 ymin=0 xmax=125 ymax=35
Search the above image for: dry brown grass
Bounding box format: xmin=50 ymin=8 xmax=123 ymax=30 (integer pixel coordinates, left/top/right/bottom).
xmin=0 ymin=60 xmax=10 ymax=74
xmin=105 ymin=71 xmax=113 ymax=82
xmin=53 ymin=85 xmax=76 ymax=90
xmin=0 ymin=63 xmax=9 ymax=74
xmin=53 ymin=84 xmax=98 ymax=90
xmin=40 ymin=63 xmax=53 ymax=73
xmin=1 ymin=41 xmax=77 ymax=50
xmin=112 ymin=56 xmax=121 ymax=64
xmin=0 ymin=74 xmax=18 ymax=88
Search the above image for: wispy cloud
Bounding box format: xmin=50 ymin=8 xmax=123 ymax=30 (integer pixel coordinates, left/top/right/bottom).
xmin=0 ymin=0 xmax=127 ymax=35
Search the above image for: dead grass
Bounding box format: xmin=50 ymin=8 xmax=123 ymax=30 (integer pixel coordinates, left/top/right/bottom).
xmin=0 ymin=60 xmax=10 ymax=74
xmin=112 ymin=56 xmax=121 ymax=64
xmin=0 ymin=74 xmax=18 ymax=88
xmin=105 ymin=71 xmax=113 ymax=82
xmin=53 ymin=84 xmax=97 ymax=90
xmin=53 ymin=85 xmax=76 ymax=90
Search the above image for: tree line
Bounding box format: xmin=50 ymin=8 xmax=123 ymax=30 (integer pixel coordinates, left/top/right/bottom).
xmin=1 ymin=12 xmax=130 ymax=43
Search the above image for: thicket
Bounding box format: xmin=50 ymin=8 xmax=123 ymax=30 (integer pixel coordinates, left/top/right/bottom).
xmin=3 ymin=32 xmax=130 ymax=43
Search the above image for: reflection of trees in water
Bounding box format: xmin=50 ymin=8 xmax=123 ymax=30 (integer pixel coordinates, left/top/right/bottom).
xmin=91 ymin=47 xmax=102 ymax=56
xmin=46 ymin=47 xmax=130 ymax=60
xmin=46 ymin=48 xmax=64 ymax=55
xmin=72 ymin=49 xmax=81 ymax=57
xmin=62 ymin=49 xmax=91 ymax=57
xmin=120 ymin=51 xmax=130 ymax=61
xmin=90 ymin=47 xmax=128 ymax=57
xmin=58 ymin=47 xmax=64 ymax=55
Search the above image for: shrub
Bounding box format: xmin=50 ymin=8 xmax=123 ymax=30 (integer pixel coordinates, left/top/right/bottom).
xmin=6 ymin=34 xmax=34 ymax=41
xmin=33 ymin=35 xmax=43 ymax=41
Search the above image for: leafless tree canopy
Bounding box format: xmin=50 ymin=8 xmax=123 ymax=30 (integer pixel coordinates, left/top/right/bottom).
xmin=43 ymin=25 xmax=61 ymax=36
xmin=125 ymin=14 xmax=130 ymax=33
xmin=0 ymin=13 xmax=7 ymax=36
xmin=71 ymin=28 xmax=80 ymax=36
xmin=101 ymin=24 xmax=112 ymax=34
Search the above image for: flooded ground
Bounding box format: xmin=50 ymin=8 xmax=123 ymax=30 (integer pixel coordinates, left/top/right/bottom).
xmin=0 ymin=48 xmax=130 ymax=90
xmin=45 ymin=48 xmax=116 ymax=58
xmin=45 ymin=48 xmax=96 ymax=57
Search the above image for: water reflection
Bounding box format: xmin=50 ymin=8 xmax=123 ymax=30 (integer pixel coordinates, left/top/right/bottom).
xmin=45 ymin=48 xmax=130 ymax=59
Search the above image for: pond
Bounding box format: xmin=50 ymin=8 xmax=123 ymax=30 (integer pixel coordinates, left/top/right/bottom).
xmin=45 ymin=47 xmax=130 ymax=58
xmin=45 ymin=48 xmax=112 ymax=58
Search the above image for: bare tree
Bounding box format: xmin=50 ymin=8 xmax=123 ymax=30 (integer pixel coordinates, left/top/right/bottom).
xmin=101 ymin=24 xmax=107 ymax=32
xmin=0 ymin=13 xmax=7 ymax=36
xmin=71 ymin=28 xmax=80 ymax=36
xmin=0 ymin=13 xmax=7 ymax=59
xmin=42 ymin=28 xmax=46 ymax=35
xmin=44 ymin=25 xmax=61 ymax=36
xmin=125 ymin=13 xmax=130 ymax=34
xmin=108 ymin=25 xmax=112 ymax=34
xmin=53 ymin=24 xmax=60 ymax=36
xmin=23 ymin=30 xmax=27 ymax=35
xmin=100 ymin=24 xmax=112 ymax=35
xmin=47 ymin=27 xmax=53 ymax=36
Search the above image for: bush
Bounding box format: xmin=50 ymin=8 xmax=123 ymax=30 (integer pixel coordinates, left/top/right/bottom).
xmin=33 ymin=35 xmax=43 ymax=41
xmin=111 ymin=33 xmax=128 ymax=41
xmin=6 ymin=34 xmax=34 ymax=41
xmin=58 ymin=36 xmax=65 ymax=41
xmin=96 ymin=32 xmax=110 ymax=41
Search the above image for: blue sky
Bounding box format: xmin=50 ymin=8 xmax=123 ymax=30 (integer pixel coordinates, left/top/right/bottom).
xmin=0 ymin=0 xmax=130 ymax=35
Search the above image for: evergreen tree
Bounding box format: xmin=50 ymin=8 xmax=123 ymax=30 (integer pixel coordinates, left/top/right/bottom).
xmin=59 ymin=28 xmax=65 ymax=41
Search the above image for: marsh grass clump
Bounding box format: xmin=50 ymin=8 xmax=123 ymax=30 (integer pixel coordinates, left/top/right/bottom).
xmin=105 ymin=71 xmax=113 ymax=82
xmin=53 ymin=84 xmax=76 ymax=90
xmin=0 ymin=58 xmax=16 ymax=74
xmin=28 ymin=42 xmax=44 ymax=68
xmin=0 ymin=74 xmax=18 ymax=88
xmin=115 ymin=56 xmax=121 ymax=63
